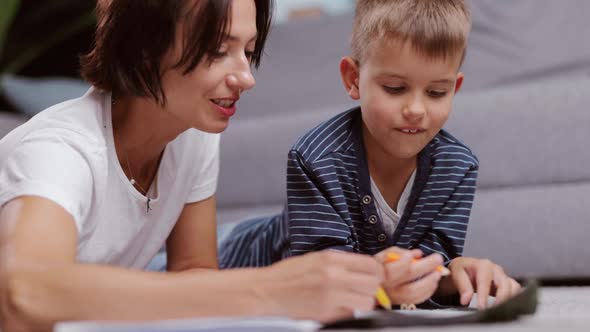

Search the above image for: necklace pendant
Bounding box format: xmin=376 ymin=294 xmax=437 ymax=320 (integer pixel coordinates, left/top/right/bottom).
xmin=130 ymin=179 xmax=136 ymax=185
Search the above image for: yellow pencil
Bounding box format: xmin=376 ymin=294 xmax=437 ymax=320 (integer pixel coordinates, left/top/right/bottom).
xmin=375 ymin=286 xmax=392 ymax=310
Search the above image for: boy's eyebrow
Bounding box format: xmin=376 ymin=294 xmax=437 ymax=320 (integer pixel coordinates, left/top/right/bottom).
xmin=431 ymin=79 xmax=455 ymax=84
xmin=380 ymin=73 xmax=456 ymax=84
xmin=380 ymin=73 xmax=408 ymax=80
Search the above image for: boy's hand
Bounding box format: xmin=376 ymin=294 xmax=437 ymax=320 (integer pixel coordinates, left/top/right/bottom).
xmin=438 ymin=257 xmax=521 ymax=309
xmin=375 ymin=247 xmax=443 ymax=305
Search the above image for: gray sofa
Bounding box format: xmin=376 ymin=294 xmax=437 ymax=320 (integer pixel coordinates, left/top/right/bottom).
xmin=1 ymin=0 xmax=589 ymax=280
xmin=216 ymin=0 xmax=590 ymax=279
xmin=217 ymin=77 xmax=590 ymax=279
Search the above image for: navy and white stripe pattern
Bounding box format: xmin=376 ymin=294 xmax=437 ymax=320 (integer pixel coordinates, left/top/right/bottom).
xmin=286 ymin=108 xmax=478 ymax=263
xmin=218 ymin=211 xmax=290 ymax=268
xmin=218 ymin=107 xmax=478 ymax=268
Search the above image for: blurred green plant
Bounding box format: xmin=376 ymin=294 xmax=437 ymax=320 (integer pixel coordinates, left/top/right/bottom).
xmin=0 ymin=1 xmax=95 ymax=75
xmin=0 ymin=0 xmax=21 ymax=57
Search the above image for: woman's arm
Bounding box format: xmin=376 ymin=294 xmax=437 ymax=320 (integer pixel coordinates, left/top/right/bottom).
xmin=0 ymin=197 xmax=268 ymax=331
xmin=1 ymin=197 xmax=387 ymax=332
xmin=165 ymin=196 xmax=218 ymax=272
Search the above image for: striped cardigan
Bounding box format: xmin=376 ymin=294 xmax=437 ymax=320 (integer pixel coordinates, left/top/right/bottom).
xmin=219 ymin=107 xmax=478 ymax=268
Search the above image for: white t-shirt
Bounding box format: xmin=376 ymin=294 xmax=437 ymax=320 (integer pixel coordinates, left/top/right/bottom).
xmin=0 ymin=88 xmax=220 ymax=269
xmin=370 ymin=170 xmax=416 ymax=236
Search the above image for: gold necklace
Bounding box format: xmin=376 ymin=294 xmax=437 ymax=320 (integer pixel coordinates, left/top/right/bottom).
xmin=113 ymin=96 xmax=153 ymax=212
xmin=123 ymin=150 xmax=148 ymax=195
xmin=123 ymin=145 xmax=154 ymax=213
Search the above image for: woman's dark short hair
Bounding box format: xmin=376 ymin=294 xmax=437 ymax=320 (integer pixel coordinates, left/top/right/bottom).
xmin=80 ymin=0 xmax=273 ymax=104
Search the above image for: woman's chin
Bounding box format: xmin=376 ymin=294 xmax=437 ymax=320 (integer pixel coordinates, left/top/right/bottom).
xmin=192 ymin=120 xmax=230 ymax=134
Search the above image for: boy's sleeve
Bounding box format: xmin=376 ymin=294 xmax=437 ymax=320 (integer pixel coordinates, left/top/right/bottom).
xmin=417 ymin=164 xmax=479 ymax=263
xmin=286 ymin=150 xmax=355 ymax=255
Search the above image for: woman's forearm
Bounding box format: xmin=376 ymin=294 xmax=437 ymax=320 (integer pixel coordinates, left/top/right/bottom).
xmin=1 ymin=264 xmax=276 ymax=332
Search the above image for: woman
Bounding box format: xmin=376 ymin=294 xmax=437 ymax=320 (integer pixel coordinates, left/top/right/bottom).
xmin=0 ymin=1 xmax=388 ymax=331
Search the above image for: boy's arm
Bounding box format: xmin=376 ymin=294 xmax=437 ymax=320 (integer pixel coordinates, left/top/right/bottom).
xmin=417 ymin=164 xmax=478 ymax=263
xmin=286 ymin=150 xmax=355 ymax=255
xmin=415 ymin=164 xmax=478 ymax=307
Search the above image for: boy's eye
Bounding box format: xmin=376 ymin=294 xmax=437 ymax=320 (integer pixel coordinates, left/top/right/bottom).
xmin=383 ymin=86 xmax=406 ymax=94
xmin=428 ymin=90 xmax=448 ymax=98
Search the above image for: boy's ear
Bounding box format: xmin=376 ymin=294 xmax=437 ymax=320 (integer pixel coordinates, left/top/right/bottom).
xmin=340 ymin=56 xmax=361 ymax=100
xmin=454 ymin=72 xmax=465 ymax=94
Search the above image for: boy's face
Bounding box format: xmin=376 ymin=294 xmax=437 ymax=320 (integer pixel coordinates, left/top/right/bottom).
xmin=340 ymin=40 xmax=464 ymax=162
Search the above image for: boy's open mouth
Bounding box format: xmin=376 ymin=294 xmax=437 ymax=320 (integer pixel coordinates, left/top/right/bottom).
xmin=395 ymin=128 xmax=427 ymax=134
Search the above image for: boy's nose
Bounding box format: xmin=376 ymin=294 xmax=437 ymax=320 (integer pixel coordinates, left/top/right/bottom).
xmin=403 ymin=98 xmax=426 ymax=122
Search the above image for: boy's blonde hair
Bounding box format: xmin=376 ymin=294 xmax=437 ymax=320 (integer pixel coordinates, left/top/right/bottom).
xmin=352 ymin=0 xmax=471 ymax=65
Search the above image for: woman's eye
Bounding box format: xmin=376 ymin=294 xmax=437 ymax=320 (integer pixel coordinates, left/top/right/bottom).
xmin=383 ymin=86 xmax=405 ymax=94
xmin=245 ymin=50 xmax=255 ymax=62
xmin=428 ymin=90 xmax=448 ymax=98
xmin=210 ymin=51 xmax=228 ymax=60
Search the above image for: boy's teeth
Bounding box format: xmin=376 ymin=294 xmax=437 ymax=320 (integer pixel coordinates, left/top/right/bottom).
xmin=402 ymin=129 xmax=419 ymax=133
xmin=212 ymin=99 xmax=233 ymax=107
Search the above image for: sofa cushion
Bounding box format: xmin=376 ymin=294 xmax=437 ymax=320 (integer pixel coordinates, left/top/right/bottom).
xmin=464 ymin=182 xmax=590 ymax=278
xmin=217 ymin=103 xmax=352 ymax=209
xmin=0 ymin=75 xmax=89 ymax=116
xmin=218 ymin=77 xmax=590 ymax=208
xmin=0 ymin=111 xmax=26 ymax=138
xmin=447 ymin=77 xmax=590 ymax=190
xmin=235 ymin=0 xmax=590 ymax=120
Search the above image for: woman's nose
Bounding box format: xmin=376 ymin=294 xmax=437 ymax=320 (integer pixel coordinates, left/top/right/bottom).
xmin=227 ymin=71 xmax=256 ymax=94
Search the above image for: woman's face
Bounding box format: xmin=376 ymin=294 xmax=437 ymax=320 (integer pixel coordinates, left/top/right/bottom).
xmin=160 ymin=0 xmax=258 ymax=133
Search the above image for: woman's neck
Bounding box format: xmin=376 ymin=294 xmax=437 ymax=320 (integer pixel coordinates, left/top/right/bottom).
xmin=112 ymin=96 xmax=186 ymax=159
xmin=111 ymin=95 xmax=187 ymax=181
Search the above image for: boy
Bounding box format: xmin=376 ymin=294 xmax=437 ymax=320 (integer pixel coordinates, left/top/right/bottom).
xmin=220 ymin=0 xmax=520 ymax=308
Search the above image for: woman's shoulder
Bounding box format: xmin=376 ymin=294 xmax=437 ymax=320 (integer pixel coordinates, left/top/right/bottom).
xmin=1 ymin=88 xmax=109 ymax=153
xmin=0 ymin=89 xmax=111 ymax=183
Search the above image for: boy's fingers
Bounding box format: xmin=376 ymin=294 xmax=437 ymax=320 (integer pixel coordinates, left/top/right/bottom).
xmin=384 ymin=260 xmax=412 ymax=285
xmin=452 ymin=266 xmax=474 ymax=306
xmin=475 ymin=262 xmax=494 ymax=309
xmin=375 ymin=247 xmax=414 ymax=262
xmin=409 ymin=253 xmax=444 ymax=279
xmin=410 ymin=249 xmax=424 ymax=259
xmin=492 ymin=266 xmax=511 ymax=304
xmin=510 ymin=278 xmax=522 ymax=296
xmin=494 ymin=269 xmax=512 ymax=304
xmin=396 ymin=271 xmax=441 ymax=304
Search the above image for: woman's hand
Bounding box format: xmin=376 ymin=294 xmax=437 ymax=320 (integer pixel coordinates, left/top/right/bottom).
xmin=437 ymin=257 xmax=521 ymax=309
xmin=375 ymin=247 xmax=443 ymax=305
xmin=261 ymin=250 xmax=385 ymax=322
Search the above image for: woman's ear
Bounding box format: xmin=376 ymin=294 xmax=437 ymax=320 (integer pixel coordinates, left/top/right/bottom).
xmin=340 ymin=56 xmax=361 ymax=100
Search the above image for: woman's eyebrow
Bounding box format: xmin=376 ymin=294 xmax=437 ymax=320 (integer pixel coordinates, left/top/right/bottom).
xmin=224 ymin=34 xmax=258 ymax=43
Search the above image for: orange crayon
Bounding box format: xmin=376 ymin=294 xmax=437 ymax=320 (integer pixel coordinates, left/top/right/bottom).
xmin=385 ymin=253 xmax=451 ymax=276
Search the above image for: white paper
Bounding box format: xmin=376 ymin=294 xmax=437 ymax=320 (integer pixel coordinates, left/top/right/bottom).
xmin=55 ymin=317 xmax=320 ymax=332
